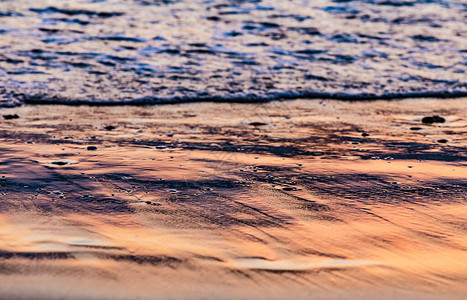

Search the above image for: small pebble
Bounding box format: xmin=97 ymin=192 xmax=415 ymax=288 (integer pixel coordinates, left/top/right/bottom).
xmin=104 ymin=125 xmax=116 ymax=131
xmin=249 ymin=122 xmax=268 ymax=126
xmin=422 ymin=115 xmax=445 ymax=124
xmin=87 ymin=146 xmax=98 ymax=151
xmin=437 ymin=139 xmax=448 ymax=143
xmin=2 ymin=114 xmax=19 ymax=120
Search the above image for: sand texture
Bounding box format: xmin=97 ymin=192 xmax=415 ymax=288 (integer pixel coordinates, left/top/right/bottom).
xmin=0 ymin=98 xmax=466 ymax=299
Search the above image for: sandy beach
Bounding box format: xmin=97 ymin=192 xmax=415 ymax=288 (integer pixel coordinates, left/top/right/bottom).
xmin=0 ymin=98 xmax=465 ymax=299
xmin=1 ymin=0 xmax=466 ymax=298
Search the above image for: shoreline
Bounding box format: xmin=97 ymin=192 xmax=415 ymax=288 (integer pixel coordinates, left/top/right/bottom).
xmin=1 ymin=90 xmax=467 ymax=108
xmin=2 ymin=90 xmax=467 ymax=106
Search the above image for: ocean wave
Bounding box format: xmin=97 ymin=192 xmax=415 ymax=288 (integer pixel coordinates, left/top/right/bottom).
xmin=1 ymin=89 xmax=466 ymax=107
xmin=0 ymin=0 xmax=466 ymax=106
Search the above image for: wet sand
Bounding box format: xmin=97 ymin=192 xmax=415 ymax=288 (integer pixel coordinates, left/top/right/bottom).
xmin=0 ymin=98 xmax=466 ymax=299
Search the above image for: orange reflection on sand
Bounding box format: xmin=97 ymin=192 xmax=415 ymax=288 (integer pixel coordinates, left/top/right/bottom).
xmin=0 ymin=99 xmax=466 ymax=299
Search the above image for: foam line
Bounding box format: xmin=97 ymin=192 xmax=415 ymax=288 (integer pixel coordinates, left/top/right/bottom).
xmin=0 ymin=89 xmax=465 ymax=108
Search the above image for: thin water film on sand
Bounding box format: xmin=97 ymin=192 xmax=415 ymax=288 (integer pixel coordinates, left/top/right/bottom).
xmin=0 ymin=100 xmax=466 ymax=299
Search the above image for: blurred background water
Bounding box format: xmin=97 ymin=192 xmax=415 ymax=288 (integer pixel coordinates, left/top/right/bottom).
xmin=0 ymin=0 xmax=466 ymax=106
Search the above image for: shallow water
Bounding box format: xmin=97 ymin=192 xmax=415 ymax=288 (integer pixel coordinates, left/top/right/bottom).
xmin=0 ymin=0 xmax=466 ymax=106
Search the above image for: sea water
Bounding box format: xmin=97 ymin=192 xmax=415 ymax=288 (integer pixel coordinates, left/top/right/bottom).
xmin=0 ymin=0 xmax=465 ymax=106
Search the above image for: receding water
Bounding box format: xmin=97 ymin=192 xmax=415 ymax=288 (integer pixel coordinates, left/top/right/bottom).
xmin=0 ymin=99 xmax=466 ymax=299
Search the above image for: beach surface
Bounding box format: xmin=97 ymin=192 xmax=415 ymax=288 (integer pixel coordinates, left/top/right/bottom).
xmin=0 ymin=98 xmax=466 ymax=299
